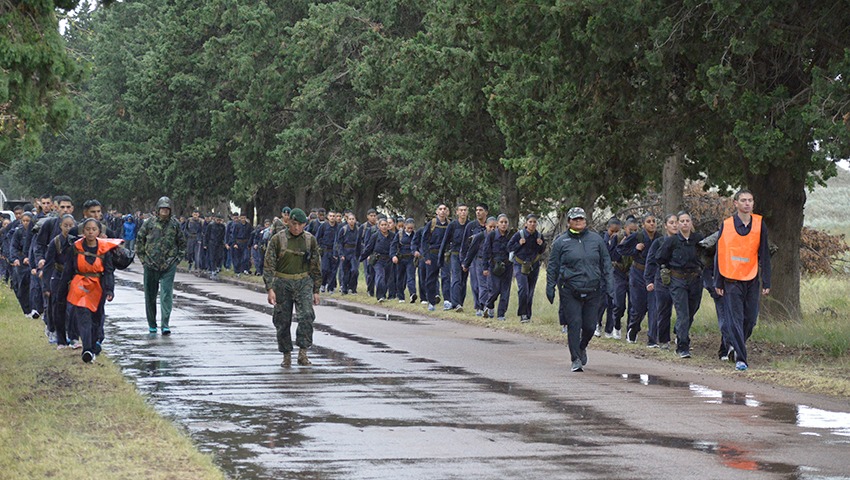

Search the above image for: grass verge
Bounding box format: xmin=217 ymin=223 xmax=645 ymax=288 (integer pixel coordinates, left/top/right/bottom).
xmin=0 ymin=285 xmax=225 ymax=480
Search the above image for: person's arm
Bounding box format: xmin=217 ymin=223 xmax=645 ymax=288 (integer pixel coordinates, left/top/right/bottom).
xmin=360 ymin=235 xmax=376 ymax=263
xmin=103 ymin=248 xmax=116 ymax=301
xmin=599 ymin=235 xmax=614 ymax=298
xmin=714 ymin=222 xmax=726 ymax=292
xmin=759 ymin=222 xmax=771 ymax=290
xmin=309 ymin=237 xmax=322 ymax=297
xmin=263 ymin=234 xmax=280 ymax=292
xmin=34 ymin=218 xmax=55 ymax=266
xmin=616 ymin=232 xmax=639 ymax=257
xmin=546 ymin=239 xmax=560 ymax=303
xmin=390 ymin=233 xmax=400 ymax=259
xmin=654 ymin=236 xmax=674 ymax=267
xmin=135 ymin=220 xmax=148 ymax=264
xmin=644 ymin=241 xmax=660 ymax=285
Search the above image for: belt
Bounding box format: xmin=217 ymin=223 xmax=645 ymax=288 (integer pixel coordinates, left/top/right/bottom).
xmin=344 ymin=243 xmax=357 ymax=249
xmin=274 ymin=272 xmax=309 ymax=280
xmin=54 ymin=264 xmax=64 ymax=273
xmin=633 ymin=262 xmax=645 ymax=271
xmin=451 ymin=251 xmax=460 ymax=256
xmin=671 ymin=270 xmax=701 ymax=280
xmin=77 ymin=272 xmax=102 ymax=278
xmin=429 ymin=249 xmax=440 ymax=254
xmin=398 ymin=253 xmax=413 ymax=259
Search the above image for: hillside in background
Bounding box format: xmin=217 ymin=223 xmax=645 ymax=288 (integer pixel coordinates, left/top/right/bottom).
xmin=805 ymin=167 xmax=850 ymax=237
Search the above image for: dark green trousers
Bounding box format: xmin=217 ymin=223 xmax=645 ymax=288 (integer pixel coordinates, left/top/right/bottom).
xmin=143 ymin=265 xmax=176 ymax=329
xmin=271 ymin=276 xmax=315 ymax=353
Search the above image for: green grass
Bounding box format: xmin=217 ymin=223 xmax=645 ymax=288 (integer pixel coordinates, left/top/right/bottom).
xmin=805 ymin=167 xmax=850 ymax=237
xmin=0 ymin=285 xmax=225 ymax=480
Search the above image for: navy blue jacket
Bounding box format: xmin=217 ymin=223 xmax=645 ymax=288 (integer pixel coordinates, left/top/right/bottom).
xmin=360 ymin=230 xmax=393 ymax=262
xmin=507 ymin=228 xmax=546 ymax=265
xmin=616 ymin=229 xmax=660 ymax=266
xmin=483 ymin=229 xmax=511 ymax=270
xmin=390 ymin=230 xmax=415 ymax=258
xmin=335 ymin=224 xmax=361 ymax=258
xmin=316 ymin=222 xmax=341 ymax=250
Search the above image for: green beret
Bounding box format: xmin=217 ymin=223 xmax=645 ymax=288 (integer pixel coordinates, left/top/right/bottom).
xmin=281 ymin=206 xmax=291 ymax=214
xmin=290 ymin=208 xmax=308 ymax=224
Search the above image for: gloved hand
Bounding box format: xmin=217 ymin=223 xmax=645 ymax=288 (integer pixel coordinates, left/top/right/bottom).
xmin=546 ymin=287 xmax=555 ymax=304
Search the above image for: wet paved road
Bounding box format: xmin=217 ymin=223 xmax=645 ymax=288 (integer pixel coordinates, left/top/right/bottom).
xmin=106 ymin=267 xmax=850 ymax=480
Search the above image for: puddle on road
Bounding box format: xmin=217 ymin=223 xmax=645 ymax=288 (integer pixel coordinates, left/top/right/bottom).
xmin=616 ymin=374 xmax=850 ymax=443
xmin=111 ymin=274 xmax=850 ymax=479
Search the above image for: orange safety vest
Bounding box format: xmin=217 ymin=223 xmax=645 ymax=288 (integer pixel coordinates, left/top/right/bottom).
xmin=717 ymin=214 xmax=762 ymax=281
xmin=67 ymin=238 xmax=123 ymax=312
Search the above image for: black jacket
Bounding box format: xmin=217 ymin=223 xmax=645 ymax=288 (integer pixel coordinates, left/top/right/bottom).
xmin=546 ymin=228 xmax=613 ymax=300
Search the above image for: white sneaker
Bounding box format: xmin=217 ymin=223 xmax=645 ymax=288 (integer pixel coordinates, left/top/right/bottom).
xmin=594 ymin=325 xmax=602 ymax=337
xmin=604 ymin=331 xmax=615 ymax=339
xmin=475 ymin=310 xmax=483 ymax=317
xmin=398 ymin=299 xmax=406 ymax=303
xmin=420 ymin=300 xmax=428 ymax=305
xmin=613 ymin=329 xmax=622 ymax=340
xmin=443 ymin=300 xmax=452 ymax=311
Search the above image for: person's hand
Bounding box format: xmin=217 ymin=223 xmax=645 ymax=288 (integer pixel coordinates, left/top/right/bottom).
xmin=646 ymin=283 xmax=655 ymax=292
xmin=340 ymin=256 xmax=345 ymax=262
xmin=762 ymin=288 xmax=770 ymax=296
xmin=44 ymin=291 xmax=51 ymax=298
xmin=392 ymin=256 xmax=398 ymax=264
xmin=12 ymin=260 xmax=19 ymax=267
xmin=38 ymin=259 xmax=45 ymax=269
xmin=31 ymin=269 xmax=37 ymax=276
xmin=23 ymin=257 xmax=29 ymax=265
xmin=636 ymin=243 xmax=645 ymax=251
xmin=483 ymin=270 xmax=489 ymax=277
xmin=106 ymin=294 xmax=114 ymax=302
xmin=253 ymin=245 xmax=258 ymax=250
xmin=462 ymin=266 xmax=468 ymax=272
xmin=313 ymin=293 xmax=320 ymax=305
xmin=225 ymin=245 xmax=230 ymax=250
xmin=546 ymin=288 xmax=555 ymax=304
xmin=715 ymin=288 xmax=724 ymax=297
xmin=537 ymin=238 xmax=544 ymax=246
xmin=425 ymin=259 xmax=431 ymax=266
xmin=267 ymin=289 xmax=276 ymax=305
xmin=519 ymin=237 xmax=526 ymax=246
xmin=414 ymin=251 xmax=420 ymax=258
xmin=233 ymin=244 xmax=239 ymax=249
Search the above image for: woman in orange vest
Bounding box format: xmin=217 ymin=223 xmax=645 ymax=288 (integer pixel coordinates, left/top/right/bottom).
xmin=63 ymin=218 xmax=123 ymax=363
xmin=714 ymin=189 xmax=771 ymax=371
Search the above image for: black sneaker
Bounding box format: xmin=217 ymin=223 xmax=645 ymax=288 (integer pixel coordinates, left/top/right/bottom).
xmin=571 ymin=359 xmax=583 ymax=372
xmin=579 ymin=348 xmax=588 ymax=366
xmin=727 ymin=346 xmax=736 ymax=363
xmin=82 ymin=351 xmax=94 ymax=363
xmin=410 ymin=293 xmax=418 ymax=304
xmin=627 ymin=328 xmax=637 ymax=344
xmin=162 ymin=327 xmax=171 ymax=336
xmin=679 ymin=350 xmax=691 ymax=359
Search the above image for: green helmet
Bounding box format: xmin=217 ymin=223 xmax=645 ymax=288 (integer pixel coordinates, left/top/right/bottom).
xmin=156 ymin=196 xmax=173 ymax=210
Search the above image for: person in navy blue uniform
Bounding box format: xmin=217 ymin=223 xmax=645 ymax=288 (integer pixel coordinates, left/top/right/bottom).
xmin=359 ymin=209 xmax=379 ymax=296
xmin=460 ymin=204 xmax=490 ymax=316
xmin=616 ymin=214 xmax=659 ymax=344
xmin=204 ymin=215 xmax=227 ymax=274
xmin=229 ymin=214 xmax=253 ymax=275
xmin=655 ymin=212 xmax=704 ymax=358
xmin=508 ymin=215 xmax=546 ymax=323
xmin=482 ymin=214 xmax=512 ymax=320
xmin=420 ymin=204 xmax=451 ymax=311
xmin=306 ymin=208 xmax=326 ymax=236
xmin=441 ymin=203 xmax=471 ymax=312
xmin=461 ymin=215 xmax=495 ymax=317
xmin=391 ymin=218 xmax=417 ymax=302
xmin=593 ymin=218 xmax=622 ymax=336
xmin=224 ymin=213 xmax=237 ymax=270
xmin=10 ymin=211 xmax=35 ymax=315
xmin=360 ymin=218 xmax=394 ymax=302
xmin=697 ymin=229 xmax=733 ymax=361
xmin=184 ymin=210 xmax=204 ymax=271
xmin=251 ymin=219 xmax=271 ymax=276
xmin=384 ymin=216 xmax=398 ymax=299
xmin=644 ymin=214 xmax=678 ymax=349
xmin=605 ymin=218 xmax=638 ymax=339
xmin=316 ymin=210 xmax=341 ymax=293
xmin=412 ymin=219 xmax=427 ymax=303
xmin=335 ymin=212 xmax=361 ymax=294
xmin=42 ymin=214 xmax=77 ymax=349
xmin=714 ymin=190 xmax=771 ymax=371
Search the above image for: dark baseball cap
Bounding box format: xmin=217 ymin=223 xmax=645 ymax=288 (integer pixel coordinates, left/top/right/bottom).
xmin=567 ymin=207 xmax=586 ymax=220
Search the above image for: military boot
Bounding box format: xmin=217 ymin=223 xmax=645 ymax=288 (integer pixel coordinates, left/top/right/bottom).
xmin=297 ymin=348 xmax=312 ymax=366
xmin=281 ymin=352 xmax=292 ymax=367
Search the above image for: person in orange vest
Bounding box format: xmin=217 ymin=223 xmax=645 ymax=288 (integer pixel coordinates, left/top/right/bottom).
xmin=64 ymin=218 xmax=123 ymax=363
xmin=714 ymin=189 xmax=771 ymax=371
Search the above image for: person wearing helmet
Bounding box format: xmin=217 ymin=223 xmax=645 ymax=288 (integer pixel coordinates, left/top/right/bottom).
xmin=135 ymin=196 xmax=187 ymax=335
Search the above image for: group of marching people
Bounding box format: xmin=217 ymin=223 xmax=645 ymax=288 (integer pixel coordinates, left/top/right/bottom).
xmin=1 ymin=196 xmax=133 ymax=363
xmin=297 ymin=191 xmax=769 ymax=373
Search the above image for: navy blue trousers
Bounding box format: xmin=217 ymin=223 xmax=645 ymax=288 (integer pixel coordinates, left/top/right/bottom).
xmin=652 ymin=282 xmax=673 ymax=344
xmin=340 ymin=252 xmax=359 ymax=293
xmin=450 ymin=253 xmax=469 ymax=308
xmin=514 ymin=263 xmax=540 ymax=319
xmin=606 ymin=271 xmax=629 ymax=333
xmin=627 ymin=266 xmax=654 ymax=337
xmin=722 ymin=279 xmax=760 ymax=365
xmin=395 ymin=257 xmax=416 ymax=300
xmin=374 ymin=259 xmax=391 ymax=300
xmin=671 ymin=276 xmax=703 ymax=353
xmin=471 ymin=258 xmax=489 ymax=311
xmin=321 ymin=250 xmax=338 ymax=290
xmin=486 ymin=269 xmax=511 ymax=317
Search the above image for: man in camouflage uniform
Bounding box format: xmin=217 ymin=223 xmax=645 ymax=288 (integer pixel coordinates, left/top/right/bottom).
xmin=264 ymin=208 xmax=321 ymax=367
xmin=136 ymin=196 xmax=187 ymax=335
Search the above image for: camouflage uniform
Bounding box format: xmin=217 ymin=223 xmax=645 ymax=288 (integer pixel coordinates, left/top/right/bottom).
xmin=136 ymin=198 xmax=187 ymax=333
xmin=263 ymin=228 xmax=321 ymax=357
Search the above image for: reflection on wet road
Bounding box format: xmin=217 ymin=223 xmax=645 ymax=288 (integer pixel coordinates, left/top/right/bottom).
xmin=105 ymin=271 xmax=850 ymax=480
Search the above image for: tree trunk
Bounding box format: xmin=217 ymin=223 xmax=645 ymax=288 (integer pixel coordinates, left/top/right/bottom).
xmin=747 ymin=168 xmax=804 ymax=321
xmin=353 ymin=182 xmax=377 ymax=222
xmin=294 ymin=186 xmax=307 ymax=211
xmin=306 ymin=188 xmax=324 ymax=213
xmin=407 ymin=196 xmax=427 ymax=226
xmin=662 ymin=147 xmax=685 ymax=216
xmin=581 ymin=185 xmax=598 ymax=228
xmin=500 ymin=169 xmax=520 ymax=227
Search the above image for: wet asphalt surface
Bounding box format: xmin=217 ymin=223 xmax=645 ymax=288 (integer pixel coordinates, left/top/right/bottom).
xmin=106 ymin=267 xmax=850 ymax=480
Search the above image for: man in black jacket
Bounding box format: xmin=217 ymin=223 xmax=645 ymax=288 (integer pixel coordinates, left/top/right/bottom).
xmin=546 ymin=207 xmax=613 ymax=372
